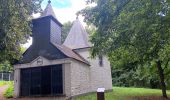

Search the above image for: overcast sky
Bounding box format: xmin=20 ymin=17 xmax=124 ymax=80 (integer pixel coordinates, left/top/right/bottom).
xmin=23 ymin=0 xmax=94 ymax=48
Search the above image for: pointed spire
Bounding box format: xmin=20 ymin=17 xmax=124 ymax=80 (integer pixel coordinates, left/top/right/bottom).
xmin=76 ymin=15 xmax=79 ymax=19
xmin=76 ymin=13 xmax=79 ymax=19
xmin=64 ymin=18 xmax=91 ymax=49
xmin=41 ymin=0 xmax=56 ymax=18
xmin=48 ymin=0 xmax=51 ymax=4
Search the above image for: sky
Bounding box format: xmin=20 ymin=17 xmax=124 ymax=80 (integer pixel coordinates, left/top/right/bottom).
xmin=23 ymin=0 xmax=95 ymax=48
xmin=40 ymin=0 xmax=88 ymax=23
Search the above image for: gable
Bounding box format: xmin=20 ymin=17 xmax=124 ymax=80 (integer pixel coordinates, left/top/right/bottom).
xmin=19 ymin=43 xmax=68 ymax=64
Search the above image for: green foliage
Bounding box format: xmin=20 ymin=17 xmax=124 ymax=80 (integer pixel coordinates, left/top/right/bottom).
xmin=80 ymin=0 xmax=170 ymax=97
xmin=0 ymin=0 xmax=42 ymax=63
xmin=3 ymin=81 xmax=14 ymax=98
xmin=61 ymin=21 xmax=73 ymax=43
xmin=111 ymin=64 xmax=160 ymax=88
xmin=0 ymin=60 xmax=13 ymax=72
xmin=75 ymin=87 xmax=170 ymax=100
xmin=0 ymin=81 xmax=13 ymax=98
xmin=0 ymin=81 xmax=11 ymax=87
xmin=20 ymin=46 xmax=27 ymax=54
xmin=85 ymin=25 xmax=96 ymax=35
xmin=81 ymin=0 xmax=170 ymax=59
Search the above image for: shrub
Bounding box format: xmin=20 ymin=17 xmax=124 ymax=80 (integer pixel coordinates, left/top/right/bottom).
xmin=3 ymin=82 xmax=14 ymax=98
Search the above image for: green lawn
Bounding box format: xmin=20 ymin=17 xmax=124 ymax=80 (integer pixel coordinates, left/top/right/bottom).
xmin=0 ymin=81 xmax=12 ymax=87
xmin=1 ymin=82 xmax=170 ymax=100
xmin=74 ymin=87 xmax=170 ymax=100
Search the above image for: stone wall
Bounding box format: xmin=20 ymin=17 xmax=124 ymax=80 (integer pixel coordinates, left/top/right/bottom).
xmin=70 ymin=59 xmax=90 ymax=96
xmin=89 ymin=56 xmax=113 ymax=91
xmin=63 ymin=63 xmax=71 ymax=98
xmin=75 ymin=48 xmax=113 ymax=92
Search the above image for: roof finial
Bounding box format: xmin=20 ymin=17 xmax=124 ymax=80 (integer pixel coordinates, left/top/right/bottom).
xmin=76 ymin=14 xmax=79 ymax=19
xmin=48 ymin=0 xmax=51 ymax=3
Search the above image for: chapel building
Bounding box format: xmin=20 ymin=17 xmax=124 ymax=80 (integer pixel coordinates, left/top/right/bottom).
xmin=14 ymin=1 xmax=112 ymax=99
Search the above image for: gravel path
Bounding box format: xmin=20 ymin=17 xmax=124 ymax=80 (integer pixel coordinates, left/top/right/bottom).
xmin=0 ymin=85 xmax=9 ymax=100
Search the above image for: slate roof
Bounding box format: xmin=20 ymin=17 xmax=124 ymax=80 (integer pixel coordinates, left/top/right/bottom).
xmin=63 ymin=18 xmax=91 ymax=49
xmin=54 ymin=45 xmax=90 ymax=65
xmin=19 ymin=42 xmax=89 ymax=65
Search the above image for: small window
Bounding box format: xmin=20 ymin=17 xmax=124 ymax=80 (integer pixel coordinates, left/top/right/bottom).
xmin=99 ymin=55 xmax=103 ymax=66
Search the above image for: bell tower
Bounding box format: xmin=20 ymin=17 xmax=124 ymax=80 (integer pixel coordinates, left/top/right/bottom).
xmin=32 ymin=0 xmax=62 ymax=46
xmin=20 ymin=0 xmax=65 ymax=63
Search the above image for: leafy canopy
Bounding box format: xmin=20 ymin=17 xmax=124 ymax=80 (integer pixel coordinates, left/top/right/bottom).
xmin=80 ymin=0 xmax=170 ymax=64
xmin=0 ymin=0 xmax=42 ymax=63
xmin=80 ymin=0 xmax=170 ymax=94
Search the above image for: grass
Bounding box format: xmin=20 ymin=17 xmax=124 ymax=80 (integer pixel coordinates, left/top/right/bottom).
xmin=0 ymin=81 xmax=14 ymax=98
xmin=74 ymin=87 xmax=170 ymax=100
xmin=1 ymin=84 xmax=170 ymax=99
xmin=3 ymin=82 xmax=14 ymax=98
xmin=0 ymin=81 xmax=12 ymax=87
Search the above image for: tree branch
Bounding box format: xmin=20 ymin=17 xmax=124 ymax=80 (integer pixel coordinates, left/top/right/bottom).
xmin=163 ymin=57 xmax=170 ymax=71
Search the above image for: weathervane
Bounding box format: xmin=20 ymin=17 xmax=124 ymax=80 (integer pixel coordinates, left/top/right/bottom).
xmin=48 ymin=0 xmax=51 ymax=3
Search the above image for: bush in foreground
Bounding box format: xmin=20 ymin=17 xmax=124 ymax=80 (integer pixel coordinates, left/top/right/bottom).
xmin=3 ymin=81 xmax=14 ymax=98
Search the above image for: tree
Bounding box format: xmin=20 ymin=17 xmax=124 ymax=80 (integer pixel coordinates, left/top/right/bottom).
xmin=0 ymin=0 xmax=42 ymax=63
xmin=0 ymin=60 xmax=13 ymax=72
xmin=61 ymin=21 xmax=73 ymax=43
xmin=80 ymin=0 xmax=170 ymax=98
xmin=109 ymin=47 xmax=160 ymax=88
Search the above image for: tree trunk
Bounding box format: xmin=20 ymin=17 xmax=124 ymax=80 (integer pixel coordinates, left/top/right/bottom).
xmin=156 ymin=60 xmax=168 ymax=98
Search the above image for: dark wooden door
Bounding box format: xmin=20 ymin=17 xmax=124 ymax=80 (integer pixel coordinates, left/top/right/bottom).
xmin=41 ymin=67 xmax=51 ymax=95
xmin=30 ymin=67 xmax=41 ymax=95
xmin=20 ymin=64 xmax=63 ymax=96
xmin=51 ymin=65 xmax=63 ymax=94
xmin=20 ymin=68 xmax=31 ymax=96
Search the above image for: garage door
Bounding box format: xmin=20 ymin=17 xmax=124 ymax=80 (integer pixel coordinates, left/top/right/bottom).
xmin=20 ymin=64 xmax=63 ymax=96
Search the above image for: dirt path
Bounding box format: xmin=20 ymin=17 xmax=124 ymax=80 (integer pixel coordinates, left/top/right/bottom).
xmin=0 ymin=85 xmax=9 ymax=100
